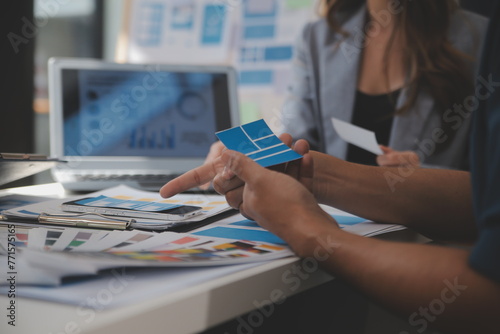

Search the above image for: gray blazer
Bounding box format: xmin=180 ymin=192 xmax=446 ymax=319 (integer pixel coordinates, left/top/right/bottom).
xmin=281 ymin=5 xmax=488 ymax=170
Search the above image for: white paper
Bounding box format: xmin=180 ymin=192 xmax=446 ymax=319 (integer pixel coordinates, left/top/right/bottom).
xmin=331 ymin=117 xmax=384 ymax=155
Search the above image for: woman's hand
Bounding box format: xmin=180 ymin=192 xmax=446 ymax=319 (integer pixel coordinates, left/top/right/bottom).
xmin=377 ymin=145 xmax=420 ymax=168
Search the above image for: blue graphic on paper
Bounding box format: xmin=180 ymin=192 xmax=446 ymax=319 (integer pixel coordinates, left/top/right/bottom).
xmin=239 ymin=70 xmax=273 ymax=85
xmin=242 ymin=0 xmax=278 ymax=40
xmin=264 ymin=46 xmax=293 ymax=61
xmin=193 ymin=226 xmax=285 ymax=245
xmin=75 ymin=195 xmax=181 ymax=212
xmin=216 ymin=119 xmax=302 ymax=167
xmin=230 ymin=220 xmax=260 ymax=228
xmin=135 ymin=3 xmax=164 ymax=46
xmin=201 ymin=5 xmax=226 ymax=45
xmin=171 ymin=3 xmax=195 ymax=30
xmin=243 ymin=0 xmax=277 ymax=19
xmin=243 ymin=25 xmax=275 ymax=39
xmin=240 ymin=46 xmax=294 ymax=63
xmin=331 ymin=215 xmax=367 ymax=225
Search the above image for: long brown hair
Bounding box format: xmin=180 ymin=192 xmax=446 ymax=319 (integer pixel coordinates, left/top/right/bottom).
xmin=324 ymin=0 xmax=475 ymax=150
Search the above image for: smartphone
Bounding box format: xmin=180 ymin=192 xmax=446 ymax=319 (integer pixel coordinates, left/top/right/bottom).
xmin=61 ymin=196 xmax=203 ymax=221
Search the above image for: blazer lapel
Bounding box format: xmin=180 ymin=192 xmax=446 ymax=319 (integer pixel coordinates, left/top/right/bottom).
xmin=389 ymin=88 xmax=435 ymax=151
xmin=319 ymin=5 xmax=367 ymax=157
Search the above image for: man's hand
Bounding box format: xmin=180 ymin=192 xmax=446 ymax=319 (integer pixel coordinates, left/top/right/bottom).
xmin=218 ymin=150 xmax=337 ymax=250
xmin=212 ymin=136 xmax=314 ymax=210
xmin=160 ymin=134 xmax=314 ymax=201
xmin=198 ymin=141 xmax=226 ymax=190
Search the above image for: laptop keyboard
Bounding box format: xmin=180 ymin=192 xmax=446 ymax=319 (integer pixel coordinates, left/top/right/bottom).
xmin=73 ymin=173 xmax=176 ymax=182
xmin=54 ymin=171 xmax=182 ymax=191
xmin=55 ymin=170 xmax=177 ymax=182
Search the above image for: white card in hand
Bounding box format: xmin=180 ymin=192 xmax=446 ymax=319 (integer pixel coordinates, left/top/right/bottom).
xmin=331 ymin=117 xmax=384 ymax=155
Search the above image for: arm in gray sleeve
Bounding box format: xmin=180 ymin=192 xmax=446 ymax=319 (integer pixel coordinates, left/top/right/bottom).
xmin=280 ymin=23 xmax=321 ymax=151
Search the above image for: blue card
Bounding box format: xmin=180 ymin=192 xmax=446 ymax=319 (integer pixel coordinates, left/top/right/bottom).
xmin=216 ymin=119 xmax=302 ymax=167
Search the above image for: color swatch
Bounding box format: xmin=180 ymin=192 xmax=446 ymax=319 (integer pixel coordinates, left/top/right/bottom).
xmin=216 ymin=119 xmax=302 ymax=167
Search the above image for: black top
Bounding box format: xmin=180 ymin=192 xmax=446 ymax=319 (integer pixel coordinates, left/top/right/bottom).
xmin=346 ymin=89 xmax=400 ymax=165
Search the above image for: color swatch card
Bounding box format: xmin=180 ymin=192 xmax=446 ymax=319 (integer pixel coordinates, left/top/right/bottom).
xmin=0 ymin=225 xmax=293 ymax=285
xmin=216 ymin=119 xmax=302 ymax=167
xmin=331 ymin=117 xmax=384 ymax=155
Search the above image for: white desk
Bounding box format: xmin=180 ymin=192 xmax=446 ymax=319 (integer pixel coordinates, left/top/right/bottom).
xmin=0 ymin=184 xmax=419 ymax=334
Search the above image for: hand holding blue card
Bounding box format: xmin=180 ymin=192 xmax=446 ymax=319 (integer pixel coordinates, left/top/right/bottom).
xmin=215 ymin=119 xmax=303 ymax=167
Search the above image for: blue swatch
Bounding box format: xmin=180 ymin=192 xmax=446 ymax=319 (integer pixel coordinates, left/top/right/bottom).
xmin=216 ymin=119 xmax=302 ymax=167
xmin=230 ymin=220 xmax=260 ymax=228
xmin=193 ymin=226 xmax=286 ymax=245
xmin=332 ymin=215 xmax=367 ymax=226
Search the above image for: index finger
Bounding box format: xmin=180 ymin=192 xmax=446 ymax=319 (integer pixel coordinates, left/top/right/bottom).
xmin=160 ymin=160 xmax=221 ymax=198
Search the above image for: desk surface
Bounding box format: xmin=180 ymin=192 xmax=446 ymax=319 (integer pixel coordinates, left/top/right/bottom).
xmin=0 ymin=183 xmax=420 ymax=334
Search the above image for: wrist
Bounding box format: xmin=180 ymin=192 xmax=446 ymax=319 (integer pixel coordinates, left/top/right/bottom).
xmin=283 ymin=205 xmax=343 ymax=258
xmin=311 ymin=152 xmax=348 ymax=205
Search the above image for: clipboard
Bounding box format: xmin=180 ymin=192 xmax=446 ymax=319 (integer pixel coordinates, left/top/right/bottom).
xmin=0 ymin=153 xmax=65 ymax=186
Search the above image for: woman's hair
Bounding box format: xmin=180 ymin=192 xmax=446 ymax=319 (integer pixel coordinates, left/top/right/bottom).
xmin=323 ymin=0 xmax=475 ymax=151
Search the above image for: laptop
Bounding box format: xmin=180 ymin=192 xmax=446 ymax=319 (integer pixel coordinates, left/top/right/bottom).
xmin=0 ymin=153 xmax=62 ymax=187
xmin=48 ymin=57 xmax=240 ymax=192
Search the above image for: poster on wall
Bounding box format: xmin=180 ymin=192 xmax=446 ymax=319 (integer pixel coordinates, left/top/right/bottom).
xmin=126 ymin=0 xmax=236 ymax=64
xmin=120 ymin=0 xmax=318 ymax=130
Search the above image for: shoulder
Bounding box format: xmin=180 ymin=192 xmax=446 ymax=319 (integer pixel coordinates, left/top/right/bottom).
xmin=453 ymin=9 xmax=489 ymax=28
xmin=297 ymin=18 xmax=331 ymax=43
xmin=297 ymin=4 xmax=366 ymax=46
xmin=448 ymin=9 xmax=489 ymax=53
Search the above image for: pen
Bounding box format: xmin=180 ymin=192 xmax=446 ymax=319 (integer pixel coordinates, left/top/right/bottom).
xmin=0 ymin=211 xmax=134 ymax=230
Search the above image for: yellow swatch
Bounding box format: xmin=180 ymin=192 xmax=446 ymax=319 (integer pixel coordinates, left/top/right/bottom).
xmin=184 ymin=201 xmax=204 ymax=205
xmin=259 ymin=244 xmax=285 ymax=251
xmin=160 ymin=199 xmax=181 ymax=203
xmin=113 ymin=195 xmax=133 ymax=200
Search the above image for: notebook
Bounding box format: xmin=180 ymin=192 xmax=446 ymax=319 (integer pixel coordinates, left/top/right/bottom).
xmin=48 ymin=57 xmax=239 ymax=192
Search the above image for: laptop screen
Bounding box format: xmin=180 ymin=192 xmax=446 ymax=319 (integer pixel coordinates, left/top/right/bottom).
xmin=60 ymin=68 xmax=232 ymax=158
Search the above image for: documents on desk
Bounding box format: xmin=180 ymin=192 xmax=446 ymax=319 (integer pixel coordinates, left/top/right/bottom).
xmin=0 ymin=185 xmax=292 ymax=286
xmin=2 ymin=185 xmax=232 ymax=231
xmin=0 ymin=204 xmax=403 ymax=287
xmin=0 ymin=189 xmax=405 ymax=310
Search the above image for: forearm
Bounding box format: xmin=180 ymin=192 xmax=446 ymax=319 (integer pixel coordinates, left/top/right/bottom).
xmin=288 ymin=223 xmax=500 ymax=334
xmin=310 ymin=151 xmax=476 ymax=241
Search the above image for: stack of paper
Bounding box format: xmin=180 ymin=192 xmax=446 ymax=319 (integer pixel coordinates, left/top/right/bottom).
xmin=0 ymin=204 xmax=404 ymax=287
xmin=2 ymin=185 xmax=233 ymax=231
xmin=0 ymin=226 xmax=293 ymax=286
